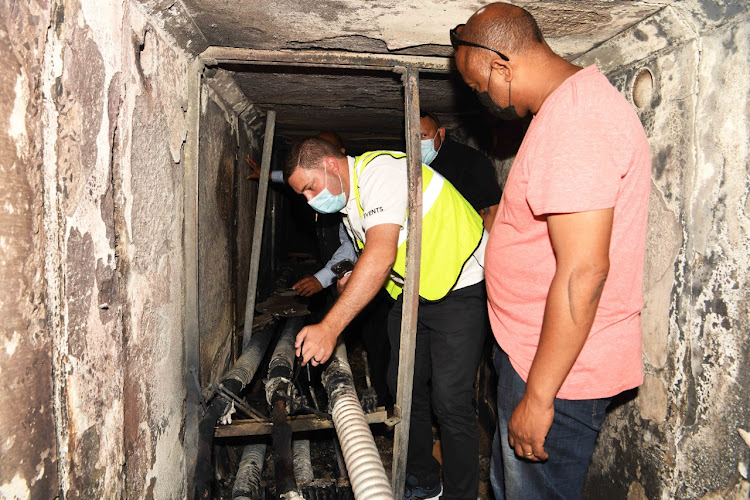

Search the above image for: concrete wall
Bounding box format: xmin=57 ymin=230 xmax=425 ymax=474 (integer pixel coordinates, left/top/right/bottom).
xmin=197 ymin=73 xmax=264 ymax=387
xmin=0 ymin=1 xmax=58 ymax=497
xmin=0 ymin=1 xmax=260 ymax=498
xmin=198 ymin=93 xmax=236 ymax=386
xmin=577 ymin=2 xmax=750 ymax=498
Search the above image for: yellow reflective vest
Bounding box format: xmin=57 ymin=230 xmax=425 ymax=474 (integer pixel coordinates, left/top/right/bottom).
xmin=346 ymin=151 xmax=484 ymax=302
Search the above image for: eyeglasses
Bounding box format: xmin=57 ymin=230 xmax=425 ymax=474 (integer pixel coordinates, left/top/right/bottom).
xmin=450 ymin=24 xmax=510 ymax=62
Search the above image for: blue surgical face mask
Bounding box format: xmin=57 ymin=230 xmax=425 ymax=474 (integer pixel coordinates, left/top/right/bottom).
xmin=308 ymin=164 xmax=346 ymax=214
xmin=420 ymin=134 xmax=440 ymax=165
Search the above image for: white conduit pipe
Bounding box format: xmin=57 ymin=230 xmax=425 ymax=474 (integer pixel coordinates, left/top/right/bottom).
xmin=232 ymin=444 xmax=267 ymax=500
xmin=292 ymin=439 xmax=314 ymax=485
xmin=323 ymin=343 xmax=394 ymax=500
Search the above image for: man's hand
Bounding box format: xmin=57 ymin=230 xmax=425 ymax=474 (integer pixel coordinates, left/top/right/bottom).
xmin=293 ymin=276 xmax=323 ymax=296
xmin=508 ymin=394 xmax=553 ymax=461
xmin=336 ymin=271 xmax=352 ymax=295
xmin=295 ymin=322 xmax=338 ymax=366
xmin=510 ymin=208 xmax=614 ymax=461
xmin=246 ymin=154 xmax=260 ymax=180
xmin=295 ymin=223 xmax=398 ymax=366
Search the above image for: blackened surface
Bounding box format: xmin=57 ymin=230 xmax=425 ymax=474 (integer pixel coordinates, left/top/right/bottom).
xmin=198 ymin=96 xmax=236 ymax=386
xmin=0 ymin=3 xmax=58 ymax=496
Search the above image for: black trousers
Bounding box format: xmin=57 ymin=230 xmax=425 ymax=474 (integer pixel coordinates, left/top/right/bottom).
xmin=347 ymin=288 xmax=393 ymax=408
xmin=387 ymin=281 xmax=487 ymax=500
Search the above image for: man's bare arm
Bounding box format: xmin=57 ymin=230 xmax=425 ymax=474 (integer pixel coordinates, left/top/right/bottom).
xmin=479 ymin=204 xmax=499 ymax=232
xmin=507 ymin=208 xmax=614 ymax=460
xmin=295 ymin=224 xmax=399 ymax=365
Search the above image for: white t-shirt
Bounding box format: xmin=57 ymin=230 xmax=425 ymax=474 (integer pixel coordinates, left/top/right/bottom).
xmin=340 ymin=154 xmax=486 ymax=292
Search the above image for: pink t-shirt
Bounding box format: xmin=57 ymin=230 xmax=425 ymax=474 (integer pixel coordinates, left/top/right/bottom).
xmin=486 ymin=65 xmax=651 ymax=400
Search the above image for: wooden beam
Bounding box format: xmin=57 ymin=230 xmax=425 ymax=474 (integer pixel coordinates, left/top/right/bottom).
xmin=183 ymin=58 xmax=203 ymax=497
xmin=200 ymin=46 xmax=453 ymax=73
xmin=242 ymin=110 xmax=276 ymax=351
xmin=391 ymin=65 xmax=423 ymax=499
xmin=214 ymin=408 xmax=392 ymax=437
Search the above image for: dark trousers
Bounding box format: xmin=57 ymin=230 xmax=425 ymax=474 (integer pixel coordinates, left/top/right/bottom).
xmin=491 ymin=348 xmax=611 ymax=499
xmin=387 ymin=281 xmax=487 ymax=500
xmin=349 ymin=289 xmax=393 ymax=407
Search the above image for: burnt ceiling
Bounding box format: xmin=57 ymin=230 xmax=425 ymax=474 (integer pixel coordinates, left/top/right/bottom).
xmin=178 ymin=0 xmax=670 ymax=149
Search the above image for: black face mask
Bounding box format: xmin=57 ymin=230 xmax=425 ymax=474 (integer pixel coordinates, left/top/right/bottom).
xmin=477 ymin=67 xmax=522 ymax=121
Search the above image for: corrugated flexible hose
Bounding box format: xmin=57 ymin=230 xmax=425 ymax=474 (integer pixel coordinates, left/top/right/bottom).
xmin=323 ymin=343 xmax=394 ymax=500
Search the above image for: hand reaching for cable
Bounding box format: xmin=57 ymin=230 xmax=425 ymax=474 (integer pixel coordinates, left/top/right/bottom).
xmin=295 ymin=322 xmax=338 ymax=366
xmin=292 ymin=276 xmax=323 ymax=296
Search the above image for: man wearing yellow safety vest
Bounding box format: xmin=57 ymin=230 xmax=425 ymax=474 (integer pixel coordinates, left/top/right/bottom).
xmin=286 ymin=136 xmax=488 ymax=500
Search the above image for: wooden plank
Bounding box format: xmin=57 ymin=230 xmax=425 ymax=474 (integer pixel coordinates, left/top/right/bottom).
xmin=391 ymin=65 xmax=423 ymax=499
xmin=183 ymin=58 xmax=203 ymax=497
xmin=201 ymin=47 xmax=453 ymax=73
xmin=214 ymin=409 xmax=391 ymax=438
xmin=242 ymin=110 xmax=276 ymax=351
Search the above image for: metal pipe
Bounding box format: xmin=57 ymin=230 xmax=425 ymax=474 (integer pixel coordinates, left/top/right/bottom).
xmin=200 ymin=47 xmax=452 ymax=73
xmin=292 ymin=439 xmax=314 ymax=485
xmin=266 ymin=317 xmax=304 ymax=496
xmin=390 ymin=65 xmax=423 ymax=498
xmin=225 ymin=319 xmax=277 ymax=387
xmin=243 ymin=110 xmax=276 ymax=352
xmin=265 ymin=317 xmax=302 ymax=406
xmin=332 ymin=435 xmax=349 ymax=487
xmin=271 ymin=398 xmax=298 ymax=495
xmin=323 ymin=343 xmax=394 ymax=500
xmin=232 ymin=444 xmax=267 ymax=500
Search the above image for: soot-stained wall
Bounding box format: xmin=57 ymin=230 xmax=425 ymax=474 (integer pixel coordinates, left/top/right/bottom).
xmin=197 ymin=71 xmax=264 ymax=388
xmin=0 ymin=1 xmax=57 ymax=497
xmin=198 ymin=93 xmax=236 ymax=386
xmin=577 ymin=2 xmax=750 ymax=498
xmin=0 ymin=1 xmax=261 ymax=498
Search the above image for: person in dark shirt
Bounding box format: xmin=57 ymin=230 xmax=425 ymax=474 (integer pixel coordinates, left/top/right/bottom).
xmin=420 ymin=111 xmax=502 ymax=231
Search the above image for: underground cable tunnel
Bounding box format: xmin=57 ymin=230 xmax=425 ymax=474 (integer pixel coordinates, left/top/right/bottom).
xmin=3 ymin=1 xmax=749 ymax=499
xmin=190 ymin=56 xmax=524 ymax=499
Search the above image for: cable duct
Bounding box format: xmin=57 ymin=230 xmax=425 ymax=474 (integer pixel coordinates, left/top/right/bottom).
xmin=266 ymin=317 xmax=305 ymax=498
xmin=232 ymin=444 xmax=267 ymax=500
xmin=323 ymin=343 xmax=394 ymax=500
xmin=293 ymin=439 xmax=314 ymax=485
xmin=193 ymin=321 xmax=277 ymax=500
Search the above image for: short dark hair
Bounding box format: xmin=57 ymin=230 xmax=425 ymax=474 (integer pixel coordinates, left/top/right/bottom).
xmin=466 ymin=4 xmax=543 ymax=57
xmin=420 ymin=111 xmax=442 ymax=129
xmin=284 ymin=136 xmax=346 ymax=182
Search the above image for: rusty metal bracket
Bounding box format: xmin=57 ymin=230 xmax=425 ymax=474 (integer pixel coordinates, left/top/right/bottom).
xmin=385 ymin=405 xmax=403 ymax=427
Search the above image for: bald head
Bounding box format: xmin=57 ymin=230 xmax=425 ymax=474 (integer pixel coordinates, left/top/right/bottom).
xmin=463 ymin=2 xmax=544 ymax=59
xmin=316 ymin=131 xmax=346 ymax=153
xmin=454 ymin=2 xmax=580 ymax=118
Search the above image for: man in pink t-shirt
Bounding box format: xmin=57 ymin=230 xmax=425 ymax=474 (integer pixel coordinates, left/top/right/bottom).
xmin=453 ymin=3 xmax=651 ymax=499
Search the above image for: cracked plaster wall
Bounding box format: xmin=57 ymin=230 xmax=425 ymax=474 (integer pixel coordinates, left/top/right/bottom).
xmin=576 ymin=2 xmax=750 ymax=499
xmin=0 ymin=1 xmax=58 ymax=498
xmin=196 ymin=70 xmax=264 ymax=389
xmin=0 ymin=1 xmax=260 ymax=498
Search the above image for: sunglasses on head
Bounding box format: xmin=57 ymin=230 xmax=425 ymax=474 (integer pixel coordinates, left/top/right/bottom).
xmin=450 ymin=24 xmax=510 ymax=62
